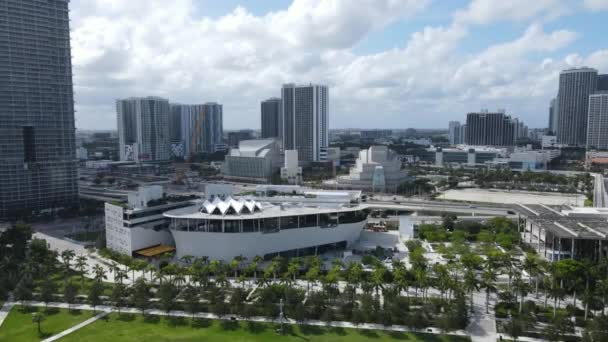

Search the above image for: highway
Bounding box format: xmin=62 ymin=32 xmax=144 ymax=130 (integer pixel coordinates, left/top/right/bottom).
xmin=362 ymin=200 xmax=512 ymax=216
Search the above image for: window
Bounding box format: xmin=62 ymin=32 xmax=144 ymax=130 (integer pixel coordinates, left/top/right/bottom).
xmin=23 ymin=126 xmax=36 ymax=162
xmin=242 ymin=219 xmax=258 ymax=233
xmin=224 ymin=220 xmax=240 ymax=233
xmin=208 ymin=220 xmax=222 ymax=233
xmin=261 ymin=217 xmax=279 ymax=233
xmin=281 ymin=216 xmax=298 ymax=230
xmin=300 ymin=214 xmax=318 ymax=228
xmin=319 ymin=213 xmax=338 ymax=228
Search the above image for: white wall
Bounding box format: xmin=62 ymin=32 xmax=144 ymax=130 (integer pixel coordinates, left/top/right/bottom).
xmin=105 ymin=203 xmax=131 ymax=255
xmin=171 ymin=220 xmax=366 ymax=260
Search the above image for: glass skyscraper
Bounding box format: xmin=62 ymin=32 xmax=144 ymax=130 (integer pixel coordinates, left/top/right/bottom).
xmin=0 ymin=0 xmax=78 ymax=217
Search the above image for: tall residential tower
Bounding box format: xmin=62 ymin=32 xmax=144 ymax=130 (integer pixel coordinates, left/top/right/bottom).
xmin=261 ymin=98 xmax=282 ymax=139
xmin=465 ymin=112 xmax=515 ymax=146
xmin=556 ymin=68 xmax=598 ymax=146
xmin=0 ymin=0 xmax=78 ymax=216
xmin=281 ymin=84 xmax=329 ymax=162
xmin=117 ymin=97 xmax=171 ymax=162
xmin=586 ymin=93 xmax=608 ymax=150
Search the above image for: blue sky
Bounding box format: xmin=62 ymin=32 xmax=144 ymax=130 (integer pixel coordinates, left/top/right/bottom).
xmin=70 ymin=0 xmax=608 ymax=130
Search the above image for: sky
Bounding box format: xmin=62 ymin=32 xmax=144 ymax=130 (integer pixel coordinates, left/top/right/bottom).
xmin=70 ymin=0 xmax=608 ymax=131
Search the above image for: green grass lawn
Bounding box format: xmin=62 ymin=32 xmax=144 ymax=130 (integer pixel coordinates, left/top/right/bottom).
xmin=0 ymin=305 xmax=94 ymax=341
xmin=61 ymin=313 xmax=470 ymax=342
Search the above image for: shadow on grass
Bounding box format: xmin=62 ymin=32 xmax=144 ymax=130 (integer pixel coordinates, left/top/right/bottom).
xmin=167 ymin=316 xmax=187 ymax=327
xmin=330 ymin=327 xmax=347 ymax=336
xmin=192 ymin=318 xmax=212 ymax=328
xmin=117 ymin=313 xmax=135 ymax=322
xmin=358 ymin=329 xmax=380 ymax=338
xmin=246 ymin=321 xmax=267 ymax=334
xmin=220 ymin=320 xmax=239 ymax=331
xmin=20 ymin=306 xmax=39 ymax=313
xmin=44 ymin=307 xmax=60 ymax=316
xmin=299 ymin=324 xmax=324 ymax=336
xmin=143 ymin=315 xmax=160 ymax=324
xmin=38 ymin=331 xmax=53 ymax=339
xmin=68 ymin=309 xmax=82 ymax=316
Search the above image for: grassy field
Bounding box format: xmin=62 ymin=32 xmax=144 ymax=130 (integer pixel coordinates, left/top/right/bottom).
xmin=0 ymin=305 xmax=94 ymax=341
xmin=61 ymin=313 xmax=470 ymax=342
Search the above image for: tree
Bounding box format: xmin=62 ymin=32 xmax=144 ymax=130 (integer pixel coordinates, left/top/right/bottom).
xmin=110 ymin=283 xmax=127 ymax=314
xmin=543 ymin=312 xmax=574 ymax=342
xmin=92 ymin=264 xmax=107 ymax=283
xmin=40 ymin=278 xmax=56 ymax=309
xmin=64 ymin=282 xmax=77 ymax=310
xmin=131 ymin=278 xmax=150 ymax=316
xmin=60 ymin=250 xmax=76 ymax=284
xmin=481 ymin=268 xmax=497 ymax=314
xmin=14 ymin=274 xmax=33 ymax=304
xmin=182 ymin=285 xmax=200 ymax=319
xmin=75 ymin=256 xmax=87 ymax=288
xmin=158 ymin=281 xmax=177 ymax=313
xmin=32 ymin=312 xmax=46 ymax=335
xmin=88 ymin=281 xmax=104 ymax=313
xmin=463 ymin=268 xmax=479 ymax=312
xmin=582 ymin=315 xmax=608 ymax=342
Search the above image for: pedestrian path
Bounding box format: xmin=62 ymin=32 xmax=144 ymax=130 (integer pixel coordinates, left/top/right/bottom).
xmin=0 ymin=300 xmax=15 ymax=328
xmin=41 ymin=311 xmax=109 ymax=342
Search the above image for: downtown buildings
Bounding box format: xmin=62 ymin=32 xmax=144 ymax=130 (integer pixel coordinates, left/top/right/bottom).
xmin=586 ymin=93 xmax=608 ymax=150
xmin=465 ymin=112 xmax=516 ymax=146
xmin=281 ymin=84 xmax=329 ymax=162
xmin=0 ymin=0 xmax=79 ymax=217
xmin=118 ymin=99 xmax=223 ymax=161
xmin=556 ymin=68 xmax=598 ymax=146
xmin=261 ymin=98 xmax=282 ymax=139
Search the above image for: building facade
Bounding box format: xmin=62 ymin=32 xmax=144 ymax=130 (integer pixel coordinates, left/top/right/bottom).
xmin=261 ymin=98 xmax=281 ymax=139
xmin=223 ymin=139 xmax=282 ymax=183
xmin=117 ymin=97 xmax=171 ymax=162
xmin=548 ymin=98 xmax=558 ymax=134
xmin=465 ymin=112 xmax=515 ymax=146
xmin=0 ymin=0 xmax=79 ymax=216
xmin=227 ymin=130 xmax=254 ymax=148
xmin=587 ymin=93 xmax=608 ymax=150
xmin=556 ymin=68 xmax=598 ymax=146
xmin=281 ymin=150 xmax=303 ymax=184
xmin=448 ymin=121 xmax=462 ymax=145
xmin=281 ymin=84 xmax=329 ymax=162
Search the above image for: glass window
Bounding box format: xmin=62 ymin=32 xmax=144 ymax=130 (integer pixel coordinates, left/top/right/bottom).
xmin=208 ymin=220 xmax=222 ymax=233
xmin=300 ymin=214 xmax=318 ymax=228
xmin=281 ymin=216 xmax=298 ymax=230
xmin=319 ymin=213 xmax=338 ymax=228
xmin=261 ymin=217 xmax=280 ymax=233
xmin=242 ymin=219 xmax=258 ymax=233
xmin=224 ymin=220 xmax=240 ymax=233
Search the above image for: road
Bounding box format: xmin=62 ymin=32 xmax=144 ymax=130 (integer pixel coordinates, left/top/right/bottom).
xmin=592 ymin=173 xmax=608 ymax=208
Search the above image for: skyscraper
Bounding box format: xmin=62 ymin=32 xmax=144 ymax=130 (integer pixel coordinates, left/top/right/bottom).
xmin=0 ymin=0 xmax=78 ymax=217
xmin=548 ymin=98 xmax=558 ymax=134
xmin=261 ymin=98 xmax=282 ymax=139
xmin=556 ymin=68 xmax=598 ymax=146
xmin=586 ymin=93 xmax=608 ymax=150
xmin=200 ymin=102 xmax=223 ymax=153
xmin=598 ymin=74 xmax=608 ymax=91
xmin=281 ymin=84 xmax=329 ymax=162
xmin=465 ymin=112 xmax=515 ymax=146
xmin=448 ymin=121 xmax=462 ymax=145
xmin=117 ymin=97 xmax=171 ymax=162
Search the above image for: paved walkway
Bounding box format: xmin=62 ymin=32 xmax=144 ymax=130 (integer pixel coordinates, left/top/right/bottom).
xmin=41 ymin=311 xmax=109 ymax=342
xmin=7 ymin=300 xmax=468 ymax=337
xmin=466 ymin=292 xmax=497 ymax=342
xmin=0 ymin=300 xmax=15 ymax=328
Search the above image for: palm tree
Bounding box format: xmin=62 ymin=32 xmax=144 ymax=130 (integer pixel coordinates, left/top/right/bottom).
xmin=229 ymin=256 xmax=243 ymax=280
xmin=60 ymin=249 xmax=76 ymax=285
xmin=463 ymin=268 xmax=479 ymax=312
xmin=481 ymin=268 xmax=497 ymax=314
xmin=513 ymin=272 xmax=530 ymax=313
xmin=75 ymin=256 xmax=87 ymax=288
xmin=371 ymin=264 xmax=386 ymax=298
xmin=392 ymin=261 xmax=410 ymax=300
xmin=523 ymin=253 xmax=539 ymax=290
xmin=305 ymin=265 xmax=320 ymax=295
xmin=287 ymin=258 xmax=301 ymax=283
xmin=251 ymin=255 xmax=262 ymax=281
xmin=114 ymin=269 xmax=127 ymax=285
xmin=92 ymin=264 xmax=106 ymax=283
xmin=145 ymin=263 xmax=156 ymax=283
xmin=180 ymin=254 xmax=194 ymax=265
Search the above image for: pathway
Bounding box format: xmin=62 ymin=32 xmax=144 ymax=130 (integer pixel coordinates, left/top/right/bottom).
xmin=0 ymin=299 xmax=15 ymax=328
xmin=41 ymin=311 xmax=109 ymax=342
xmin=466 ymin=292 xmax=497 ymax=342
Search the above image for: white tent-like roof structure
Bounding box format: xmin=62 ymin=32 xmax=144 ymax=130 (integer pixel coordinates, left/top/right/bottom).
xmin=200 ymin=197 xmax=263 ymax=216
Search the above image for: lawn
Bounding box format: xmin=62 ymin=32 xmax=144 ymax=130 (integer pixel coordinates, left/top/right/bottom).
xmin=0 ymin=305 xmax=94 ymax=341
xmin=61 ymin=313 xmax=470 ymax=342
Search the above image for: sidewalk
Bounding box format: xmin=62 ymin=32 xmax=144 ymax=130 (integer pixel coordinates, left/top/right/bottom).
xmin=41 ymin=311 xmax=109 ymax=342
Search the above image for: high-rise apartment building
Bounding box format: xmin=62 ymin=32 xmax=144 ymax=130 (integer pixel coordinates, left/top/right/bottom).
xmin=261 ymin=98 xmax=281 ymax=139
xmin=598 ymin=74 xmax=608 ymax=91
xmin=0 ymin=0 xmax=78 ymax=217
xmin=556 ymin=68 xmax=598 ymax=146
xmin=117 ymin=97 xmax=171 ymax=162
xmin=448 ymin=121 xmax=462 ymax=145
xmin=465 ymin=112 xmax=515 ymax=146
xmin=548 ymin=98 xmax=558 ymax=134
xmin=281 ymin=84 xmax=329 ymax=162
xmin=170 ymin=103 xmax=224 ymax=157
xmin=586 ymin=93 xmax=608 ymax=150
xmin=200 ymin=102 xmax=223 ymax=153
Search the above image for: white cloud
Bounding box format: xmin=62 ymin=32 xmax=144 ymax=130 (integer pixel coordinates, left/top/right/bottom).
xmin=584 ymin=0 xmax=608 ymax=11
xmin=454 ymin=0 xmax=569 ymax=25
xmin=69 ymin=0 xmax=602 ymax=130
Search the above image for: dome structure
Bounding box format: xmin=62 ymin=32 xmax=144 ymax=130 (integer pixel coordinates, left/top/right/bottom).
xmin=200 ymin=197 xmax=263 ymax=216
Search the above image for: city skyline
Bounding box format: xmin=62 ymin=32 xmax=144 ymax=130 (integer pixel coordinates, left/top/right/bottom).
xmin=69 ymin=1 xmax=608 ymax=131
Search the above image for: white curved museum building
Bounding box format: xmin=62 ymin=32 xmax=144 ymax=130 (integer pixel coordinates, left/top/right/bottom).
xmin=164 ymin=197 xmax=368 ymax=260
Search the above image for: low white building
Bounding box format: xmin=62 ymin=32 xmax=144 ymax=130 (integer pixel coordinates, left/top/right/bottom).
xmin=105 ymin=185 xmax=196 ymax=256
xmin=223 ymin=139 xmax=282 ymax=183
xmin=334 ymin=146 xmax=409 ymax=192
xmin=280 ymin=150 xmax=302 ymax=184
